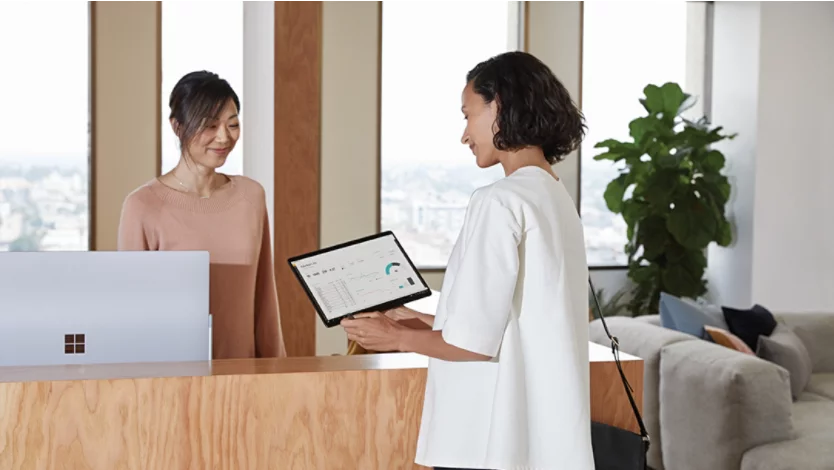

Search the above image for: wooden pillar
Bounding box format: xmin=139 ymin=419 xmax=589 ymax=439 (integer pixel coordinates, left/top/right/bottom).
xmin=91 ymin=1 xmax=161 ymax=250
xmin=273 ymin=1 xmax=322 ymax=357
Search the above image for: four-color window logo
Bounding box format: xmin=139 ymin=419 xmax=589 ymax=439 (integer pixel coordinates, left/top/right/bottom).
xmin=64 ymin=334 xmax=86 ymax=354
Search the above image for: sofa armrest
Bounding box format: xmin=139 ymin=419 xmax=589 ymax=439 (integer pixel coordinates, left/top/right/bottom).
xmin=589 ymin=318 xmax=695 ymax=469
xmin=659 ymin=340 xmax=795 ymax=470
xmin=776 ymin=313 xmax=834 ymax=373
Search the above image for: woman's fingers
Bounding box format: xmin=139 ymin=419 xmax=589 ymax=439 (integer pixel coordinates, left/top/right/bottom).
xmin=352 ymin=312 xmax=381 ymax=319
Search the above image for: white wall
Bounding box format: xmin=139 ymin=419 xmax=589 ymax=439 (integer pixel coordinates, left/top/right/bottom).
xmin=243 ymin=1 xmax=275 ymax=240
xmin=751 ymin=2 xmax=834 ymax=312
xmin=706 ymin=1 xmax=761 ymax=308
xmin=708 ymin=1 xmax=834 ymax=313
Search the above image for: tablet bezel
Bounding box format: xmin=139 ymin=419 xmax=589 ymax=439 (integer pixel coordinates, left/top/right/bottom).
xmin=287 ymin=231 xmax=433 ymax=328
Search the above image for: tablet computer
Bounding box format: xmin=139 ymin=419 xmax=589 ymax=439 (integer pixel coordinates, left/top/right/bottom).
xmin=288 ymin=231 xmax=432 ymax=328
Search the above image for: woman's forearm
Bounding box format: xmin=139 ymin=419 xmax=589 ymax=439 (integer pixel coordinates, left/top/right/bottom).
xmin=399 ymin=329 xmax=491 ymax=362
xmin=416 ymin=312 xmax=435 ymax=327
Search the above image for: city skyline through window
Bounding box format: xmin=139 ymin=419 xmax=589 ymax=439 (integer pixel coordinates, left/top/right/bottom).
xmin=380 ymin=1 xmax=521 ymax=269
xmin=0 ymin=2 xmax=90 ymax=252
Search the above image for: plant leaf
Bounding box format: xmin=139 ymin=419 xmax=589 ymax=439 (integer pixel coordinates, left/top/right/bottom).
xmin=678 ymin=93 xmax=698 ymax=115
xmin=642 ymin=84 xmax=665 ymax=115
xmin=698 ymin=173 xmax=731 ymax=205
xmin=703 ymin=150 xmax=726 ymax=172
xmin=594 ymin=139 xmax=626 ymax=149
xmin=604 ymin=174 xmax=628 ymax=213
xmin=622 ymin=199 xmax=650 ymax=227
xmin=593 ymin=151 xmax=624 ymax=162
xmin=661 ymin=264 xmax=704 ymax=298
xmin=629 ymin=116 xmax=664 ymax=144
xmin=716 ymin=218 xmax=733 ymax=246
xmin=636 ymin=216 xmax=669 ymax=260
xmin=656 ymin=149 xmax=682 ymax=169
xmin=667 ymin=192 xmax=718 ymax=249
xmin=660 ymin=82 xmax=686 ymax=117
xmin=642 ymin=170 xmax=679 ymax=210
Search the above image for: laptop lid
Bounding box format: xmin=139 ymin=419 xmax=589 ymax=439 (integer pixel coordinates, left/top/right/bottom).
xmin=0 ymin=251 xmax=210 ymax=367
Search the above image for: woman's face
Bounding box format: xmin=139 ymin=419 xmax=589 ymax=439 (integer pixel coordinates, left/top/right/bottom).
xmin=460 ymin=82 xmax=500 ymax=168
xmin=177 ymin=98 xmax=240 ymax=170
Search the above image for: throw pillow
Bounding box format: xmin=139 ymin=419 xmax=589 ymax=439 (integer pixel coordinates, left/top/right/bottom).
xmin=757 ymin=323 xmax=812 ymax=400
xmin=659 ymin=292 xmax=726 ymax=338
xmin=722 ymin=304 xmax=778 ymax=351
xmin=682 ymin=296 xmax=729 ymax=330
xmin=704 ymin=326 xmax=755 ymax=355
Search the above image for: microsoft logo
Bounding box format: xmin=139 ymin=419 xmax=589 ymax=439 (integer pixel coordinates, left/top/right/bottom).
xmin=64 ymin=334 xmax=86 ymax=354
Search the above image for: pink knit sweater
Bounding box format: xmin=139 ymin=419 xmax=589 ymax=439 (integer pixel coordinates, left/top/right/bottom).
xmin=117 ymin=176 xmax=286 ymax=359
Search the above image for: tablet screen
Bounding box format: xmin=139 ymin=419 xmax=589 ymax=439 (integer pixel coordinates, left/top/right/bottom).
xmin=290 ymin=233 xmax=428 ymax=321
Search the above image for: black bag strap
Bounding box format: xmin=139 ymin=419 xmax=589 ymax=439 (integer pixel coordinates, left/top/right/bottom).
xmin=589 ymin=278 xmax=650 ymax=448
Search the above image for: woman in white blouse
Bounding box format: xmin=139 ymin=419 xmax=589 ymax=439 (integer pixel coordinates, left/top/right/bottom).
xmin=341 ymin=51 xmax=594 ymax=470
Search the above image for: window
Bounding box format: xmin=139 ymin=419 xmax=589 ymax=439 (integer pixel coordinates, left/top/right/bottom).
xmin=580 ymin=1 xmax=705 ymax=267
xmin=160 ymin=2 xmax=244 ymax=176
xmin=0 ymin=2 xmax=90 ymax=252
xmin=380 ymin=1 xmax=523 ymax=269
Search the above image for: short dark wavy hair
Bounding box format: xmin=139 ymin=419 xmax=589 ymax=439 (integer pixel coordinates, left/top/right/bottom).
xmin=466 ymin=51 xmax=586 ymax=164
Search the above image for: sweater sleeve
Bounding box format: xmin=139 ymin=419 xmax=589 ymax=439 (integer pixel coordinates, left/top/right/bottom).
xmin=117 ymin=193 xmax=153 ymax=250
xmin=254 ymin=208 xmax=287 ymax=358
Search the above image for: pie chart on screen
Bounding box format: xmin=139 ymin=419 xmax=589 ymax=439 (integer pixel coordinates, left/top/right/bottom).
xmin=385 ymin=262 xmax=401 ymax=275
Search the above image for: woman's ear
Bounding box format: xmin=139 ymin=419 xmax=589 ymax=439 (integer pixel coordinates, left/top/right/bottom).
xmin=170 ymin=118 xmax=180 ymax=137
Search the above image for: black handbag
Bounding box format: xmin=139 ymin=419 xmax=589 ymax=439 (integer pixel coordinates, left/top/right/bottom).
xmin=589 ymin=278 xmax=650 ymax=470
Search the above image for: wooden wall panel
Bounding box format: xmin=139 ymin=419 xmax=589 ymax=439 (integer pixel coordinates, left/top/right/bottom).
xmin=91 ymin=2 xmax=160 ymax=250
xmin=273 ymin=2 xmax=322 ymax=357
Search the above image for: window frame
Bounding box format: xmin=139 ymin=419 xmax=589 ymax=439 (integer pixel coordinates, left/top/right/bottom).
xmin=578 ymin=1 xmax=712 ymax=270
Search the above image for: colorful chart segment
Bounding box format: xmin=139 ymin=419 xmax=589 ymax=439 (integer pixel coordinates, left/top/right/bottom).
xmin=385 ymin=262 xmax=401 ymax=275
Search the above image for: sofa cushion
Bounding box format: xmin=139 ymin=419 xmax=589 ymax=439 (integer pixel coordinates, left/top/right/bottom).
xmin=796 ymin=390 xmax=830 ymax=403
xmin=723 ymin=304 xmax=778 ymax=351
xmin=634 ymin=314 xmax=661 ymax=326
xmin=660 ymin=292 xmax=727 ymax=338
xmin=741 ymin=400 xmax=834 ymax=470
xmin=659 ymin=340 xmax=794 ymax=470
xmin=756 ymin=323 xmax=813 ymax=400
xmin=777 ymin=313 xmax=834 ymax=373
xmin=805 ymin=373 xmax=834 ymax=400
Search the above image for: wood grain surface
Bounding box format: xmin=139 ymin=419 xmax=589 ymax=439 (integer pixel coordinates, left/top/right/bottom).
xmin=0 ymin=349 xmax=642 ymax=469
xmin=591 ymin=357 xmax=644 ymax=433
xmin=273 ymin=1 xmax=322 ymax=358
xmin=0 ymin=364 xmax=428 ymax=469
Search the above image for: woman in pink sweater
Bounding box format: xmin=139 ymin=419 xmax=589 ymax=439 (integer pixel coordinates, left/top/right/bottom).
xmin=117 ymin=71 xmax=286 ymax=359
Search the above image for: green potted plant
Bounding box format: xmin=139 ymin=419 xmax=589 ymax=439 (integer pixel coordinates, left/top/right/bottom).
xmin=593 ymin=82 xmax=735 ymax=315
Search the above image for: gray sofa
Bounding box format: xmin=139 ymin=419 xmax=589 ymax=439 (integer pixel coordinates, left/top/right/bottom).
xmin=589 ymin=313 xmax=834 ymax=470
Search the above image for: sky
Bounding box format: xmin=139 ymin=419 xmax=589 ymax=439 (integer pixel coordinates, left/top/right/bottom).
xmin=2 ymin=0 xmax=513 ymax=172
xmin=0 ymin=1 xmax=244 ymax=174
xmin=380 ymin=1 xmax=515 ymax=167
xmin=0 ymin=1 xmax=89 ymax=167
xmin=0 ymin=0 xmax=688 ymax=175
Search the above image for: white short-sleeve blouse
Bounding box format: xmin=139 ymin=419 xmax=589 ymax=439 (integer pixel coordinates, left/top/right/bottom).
xmin=415 ymin=166 xmax=594 ymax=470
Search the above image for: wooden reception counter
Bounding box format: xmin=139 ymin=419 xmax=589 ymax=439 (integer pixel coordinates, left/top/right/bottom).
xmin=0 ymin=344 xmax=642 ymax=470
